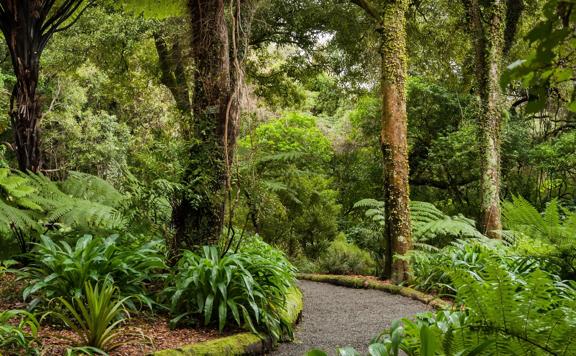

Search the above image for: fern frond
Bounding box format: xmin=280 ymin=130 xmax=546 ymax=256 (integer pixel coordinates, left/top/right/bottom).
xmin=60 ymin=171 xmax=125 ymax=207
xmin=353 ymin=199 xmax=385 ymax=209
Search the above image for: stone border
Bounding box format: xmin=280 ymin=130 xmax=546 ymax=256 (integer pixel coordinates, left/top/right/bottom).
xmin=154 ymin=287 xmax=303 ymax=356
xmin=297 ymin=273 xmax=451 ymax=310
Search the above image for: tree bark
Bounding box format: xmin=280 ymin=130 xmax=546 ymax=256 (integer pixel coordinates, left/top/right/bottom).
xmin=464 ymin=0 xmax=508 ymax=238
xmin=378 ymin=0 xmax=412 ymax=283
xmin=171 ymin=0 xmax=237 ymax=252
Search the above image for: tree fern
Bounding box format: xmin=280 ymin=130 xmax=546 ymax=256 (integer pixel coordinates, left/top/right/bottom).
xmin=60 ymin=171 xmax=125 ymax=207
xmin=24 ymin=173 xmax=127 ymax=232
xmin=0 ymin=170 xmax=128 ymax=252
xmin=353 ymin=198 xmax=484 ymax=248
xmin=0 ymin=169 xmax=42 ymax=240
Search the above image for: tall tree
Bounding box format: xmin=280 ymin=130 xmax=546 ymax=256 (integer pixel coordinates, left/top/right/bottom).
xmin=171 ymin=0 xmax=256 ymax=252
xmin=0 ymin=0 xmax=92 ymax=172
xmin=461 ymin=0 xmax=523 ymax=238
xmin=351 ymin=0 xmax=412 ymax=282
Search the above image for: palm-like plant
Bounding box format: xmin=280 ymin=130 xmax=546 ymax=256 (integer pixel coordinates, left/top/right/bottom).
xmin=48 ymin=282 xmax=130 ymax=352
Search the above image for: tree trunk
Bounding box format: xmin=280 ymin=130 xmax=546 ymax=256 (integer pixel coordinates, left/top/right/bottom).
xmin=0 ymin=0 xmax=88 ymax=173
xmin=171 ymin=0 xmax=236 ymax=252
xmin=379 ymin=0 xmax=412 ymax=283
xmin=465 ymin=0 xmax=507 ymax=238
xmin=3 ymin=2 xmax=44 ymax=172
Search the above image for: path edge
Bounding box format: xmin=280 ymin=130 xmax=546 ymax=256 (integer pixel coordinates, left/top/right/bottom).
xmin=154 ymin=286 xmax=303 ymax=356
xmin=297 ymin=273 xmax=451 ymax=310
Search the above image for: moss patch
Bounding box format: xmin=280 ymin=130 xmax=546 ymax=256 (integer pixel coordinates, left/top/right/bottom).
xmin=154 ymin=333 xmax=263 ymax=356
xmin=297 ymin=273 xmax=451 ymax=310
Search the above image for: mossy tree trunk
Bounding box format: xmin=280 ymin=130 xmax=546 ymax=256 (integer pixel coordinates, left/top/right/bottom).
xmin=463 ymin=0 xmax=521 ymax=238
xmin=171 ymin=0 xmax=233 ymax=252
xmin=351 ymin=0 xmax=412 ymax=283
xmin=172 ymin=0 xmax=256 ymax=254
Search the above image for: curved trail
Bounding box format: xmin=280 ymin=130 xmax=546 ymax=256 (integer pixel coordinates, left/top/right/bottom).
xmin=273 ymin=280 xmax=431 ymax=355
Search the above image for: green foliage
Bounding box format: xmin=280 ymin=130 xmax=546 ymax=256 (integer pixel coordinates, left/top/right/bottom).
xmin=318 ymin=235 xmax=376 ymax=275
xmin=503 ymin=196 xmax=576 ymax=279
xmin=0 ymin=169 xmax=129 ymax=254
xmin=119 ymin=0 xmax=187 ymax=19
xmin=0 ymin=168 xmax=42 ymax=240
xmin=48 ymin=282 xmax=130 ymax=352
xmin=0 ymin=309 xmax=39 ymax=354
xmin=504 ymin=0 xmax=575 ymax=113
xmin=167 ymin=243 xmax=296 ymax=340
xmin=404 ymin=238 xmax=545 ymax=295
xmin=27 ymin=172 xmax=126 ymax=233
xmin=237 ymin=112 xmax=340 ymax=258
xmin=19 ymin=235 xmax=166 ymax=307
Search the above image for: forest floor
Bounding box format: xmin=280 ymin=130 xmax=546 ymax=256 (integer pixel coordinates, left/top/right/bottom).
xmin=272 ymin=280 xmax=431 ymax=355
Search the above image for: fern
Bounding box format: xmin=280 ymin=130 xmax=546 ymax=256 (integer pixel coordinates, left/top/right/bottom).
xmin=60 ymin=171 xmax=125 ymax=207
xmin=0 ymin=170 xmax=128 ymax=252
xmin=372 ymin=259 xmax=576 ymax=355
xmin=503 ymin=196 xmax=576 ymax=279
xmin=0 ymin=169 xmax=42 ymax=241
xmin=353 ymin=198 xmax=484 ymax=248
xmin=25 ymin=173 xmax=127 ymax=231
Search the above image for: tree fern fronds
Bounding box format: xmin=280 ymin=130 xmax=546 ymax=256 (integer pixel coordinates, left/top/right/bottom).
xmin=60 ymin=171 xmax=125 ymax=207
xmin=353 ymin=198 xmax=384 ymax=209
xmin=0 ymin=200 xmax=39 ymax=236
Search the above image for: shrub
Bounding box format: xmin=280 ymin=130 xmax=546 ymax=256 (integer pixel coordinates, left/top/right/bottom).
xmin=19 ymin=234 xmax=166 ymax=307
xmin=0 ymin=309 xmax=39 ymax=354
xmin=318 ymin=235 xmax=375 ymax=275
xmin=167 ymin=243 xmax=296 ymax=340
xmin=48 ymin=282 xmax=130 ymax=352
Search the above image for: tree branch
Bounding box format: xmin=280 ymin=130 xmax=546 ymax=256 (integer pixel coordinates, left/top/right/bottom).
xmin=350 ymin=0 xmax=380 ymax=21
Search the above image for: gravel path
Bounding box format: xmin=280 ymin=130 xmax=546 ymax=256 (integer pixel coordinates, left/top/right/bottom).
xmin=272 ymin=280 xmax=431 ymax=356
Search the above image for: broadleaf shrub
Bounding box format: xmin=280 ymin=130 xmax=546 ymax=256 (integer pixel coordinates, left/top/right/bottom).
xmin=19 ymin=234 xmax=166 ymax=307
xmin=167 ymin=240 xmax=296 ymax=341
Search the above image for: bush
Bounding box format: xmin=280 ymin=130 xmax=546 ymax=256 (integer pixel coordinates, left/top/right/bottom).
xmin=167 ymin=241 xmax=296 ymax=341
xmin=318 ymin=235 xmax=375 ymax=275
xmin=19 ymin=234 xmax=166 ymax=307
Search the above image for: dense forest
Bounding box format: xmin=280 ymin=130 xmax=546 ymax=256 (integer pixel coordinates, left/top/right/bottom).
xmin=0 ymin=0 xmax=575 ymax=355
